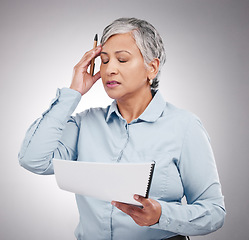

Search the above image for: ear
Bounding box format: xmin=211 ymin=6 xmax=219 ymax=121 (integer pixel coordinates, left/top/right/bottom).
xmin=147 ymin=58 xmax=160 ymax=80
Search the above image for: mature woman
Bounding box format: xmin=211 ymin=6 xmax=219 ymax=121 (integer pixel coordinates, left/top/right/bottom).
xmin=19 ymin=18 xmax=226 ymax=240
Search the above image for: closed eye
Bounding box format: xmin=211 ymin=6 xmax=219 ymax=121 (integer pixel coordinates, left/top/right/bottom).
xmin=101 ymin=60 xmax=109 ymax=64
xmin=101 ymin=60 xmax=126 ymax=64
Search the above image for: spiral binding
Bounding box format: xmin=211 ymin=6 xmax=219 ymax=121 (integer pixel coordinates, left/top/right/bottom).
xmin=145 ymin=161 xmax=156 ymax=198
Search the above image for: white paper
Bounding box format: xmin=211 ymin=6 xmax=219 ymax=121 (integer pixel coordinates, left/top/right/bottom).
xmin=53 ymin=159 xmax=154 ymax=206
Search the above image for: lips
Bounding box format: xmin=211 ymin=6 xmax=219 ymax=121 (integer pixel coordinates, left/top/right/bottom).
xmin=106 ymin=81 xmax=121 ymax=88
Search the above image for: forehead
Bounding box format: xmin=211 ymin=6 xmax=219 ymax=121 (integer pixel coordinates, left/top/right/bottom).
xmin=102 ymin=33 xmax=139 ymax=54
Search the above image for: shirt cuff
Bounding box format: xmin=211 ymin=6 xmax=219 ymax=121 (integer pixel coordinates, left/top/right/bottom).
xmin=43 ymin=88 xmax=81 ymax=123
xmin=149 ymin=200 xmax=171 ymax=231
xmin=149 ymin=200 xmax=184 ymax=233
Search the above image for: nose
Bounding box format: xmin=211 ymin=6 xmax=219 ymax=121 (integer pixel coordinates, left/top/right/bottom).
xmin=105 ymin=59 xmax=118 ymax=76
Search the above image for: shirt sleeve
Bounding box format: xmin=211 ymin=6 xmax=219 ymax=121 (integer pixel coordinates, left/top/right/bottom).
xmin=18 ymin=88 xmax=82 ymax=175
xmin=150 ymin=116 xmax=226 ymax=236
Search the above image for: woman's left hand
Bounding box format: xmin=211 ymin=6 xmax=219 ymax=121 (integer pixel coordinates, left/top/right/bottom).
xmin=111 ymin=195 xmax=161 ymax=226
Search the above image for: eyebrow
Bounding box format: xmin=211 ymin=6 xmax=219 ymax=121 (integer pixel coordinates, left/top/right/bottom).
xmin=101 ymin=50 xmax=131 ymax=55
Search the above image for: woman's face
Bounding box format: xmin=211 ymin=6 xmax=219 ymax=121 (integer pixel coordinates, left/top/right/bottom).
xmin=100 ymin=33 xmax=151 ymax=101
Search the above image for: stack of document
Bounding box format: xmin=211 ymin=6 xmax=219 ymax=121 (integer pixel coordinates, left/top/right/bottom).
xmin=53 ymin=159 xmax=155 ymax=206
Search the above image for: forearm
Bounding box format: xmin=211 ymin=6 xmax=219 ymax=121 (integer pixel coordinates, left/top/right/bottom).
xmin=151 ymin=116 xmax=226 ymax=235
xmin=18 ymin=88 xmax=81 ymax=174
xmin=153 ymin=192 xmax=225 ymax=235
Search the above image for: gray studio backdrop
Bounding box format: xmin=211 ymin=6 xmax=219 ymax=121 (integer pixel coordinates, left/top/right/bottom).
xmin=0 ymin=0 xmax=248 ymax=239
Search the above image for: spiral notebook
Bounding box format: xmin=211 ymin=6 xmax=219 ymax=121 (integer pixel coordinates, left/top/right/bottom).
xmin=53 ymin=159 xmax=155 ymax=206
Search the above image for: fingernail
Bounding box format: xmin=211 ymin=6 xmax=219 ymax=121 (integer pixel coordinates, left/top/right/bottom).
xmin=111 ymin=201 xmax=116 ymax=206
xmin=134 ymin=194 xmax=139 ymax=200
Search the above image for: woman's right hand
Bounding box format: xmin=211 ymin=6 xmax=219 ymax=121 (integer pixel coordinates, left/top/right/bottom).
xmin=70 ymin=45 xmax=102 ymax=96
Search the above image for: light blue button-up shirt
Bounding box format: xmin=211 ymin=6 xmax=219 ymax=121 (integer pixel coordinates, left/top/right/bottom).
xmin=19 ymin=88 xmax=225 ymax=240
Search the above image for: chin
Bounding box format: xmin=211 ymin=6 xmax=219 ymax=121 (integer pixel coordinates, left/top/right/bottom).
xmin=101 ymin=82 xmax=116 ymax=99
xmin=105 ymin=91 xmax=121 ymax=100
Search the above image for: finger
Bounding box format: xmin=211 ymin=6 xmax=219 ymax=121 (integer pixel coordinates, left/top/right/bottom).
xmin=82 ymin=44 xmax=102 ymax=59
xmin=133 ymin=195 xmax=152 ymax=208
xmin=92 ymin=71 xmax=101 ymax=84
xmin=84 ymin=47 xmax=102 ymax=71
xmin=78 ymin=45 xmax=102 ymax=69
xmin=80 ymin=51 xmax=96 ymax=69
xmin=73 ymin=52 xmax=93 ymax=74
xmin=111 ymin=201 xmax=143 ymax=217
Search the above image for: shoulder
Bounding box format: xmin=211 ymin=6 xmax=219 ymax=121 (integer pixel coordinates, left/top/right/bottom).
xmin=164 ymin=102 xmax=200 ymax=125
xmin=74 ymin=105 xmax=111 ymax=125
xmin=167 ymin=103 xmax=211 ymax=142
xmin=162 ymin=102 xmax=208 ymax=140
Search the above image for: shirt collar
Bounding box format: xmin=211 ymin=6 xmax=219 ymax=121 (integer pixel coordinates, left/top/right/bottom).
xmin=105 ymin=100 xmax=120 ymax=122
xmin=105 ymin=90 xmax=166 ymax=123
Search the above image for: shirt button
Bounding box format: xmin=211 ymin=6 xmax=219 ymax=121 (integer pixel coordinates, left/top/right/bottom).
xmin=176 ymin=224 xmax=181 ymax=231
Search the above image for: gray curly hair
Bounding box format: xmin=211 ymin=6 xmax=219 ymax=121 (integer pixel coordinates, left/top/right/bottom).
xmin=100 ymin=17 xmax=166 ymax=89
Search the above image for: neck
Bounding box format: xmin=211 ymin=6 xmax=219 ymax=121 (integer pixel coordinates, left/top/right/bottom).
xmin=117 ymin=88 xmax=153 ymax=123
